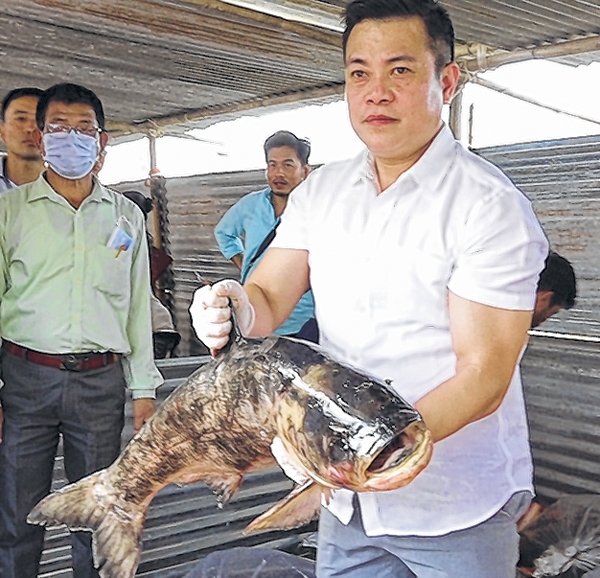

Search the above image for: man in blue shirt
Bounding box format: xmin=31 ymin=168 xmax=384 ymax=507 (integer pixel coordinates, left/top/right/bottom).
xmin=214 ymin=130 xmax=317 ymax=340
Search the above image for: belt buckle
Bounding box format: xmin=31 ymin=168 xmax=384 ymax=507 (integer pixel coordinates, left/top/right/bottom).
xmin=61 ymin=355 xmax=82 ymax=371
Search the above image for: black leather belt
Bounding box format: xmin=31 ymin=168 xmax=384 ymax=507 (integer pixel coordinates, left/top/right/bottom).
xmin=3 ymin=341 xmax=121 ymax=371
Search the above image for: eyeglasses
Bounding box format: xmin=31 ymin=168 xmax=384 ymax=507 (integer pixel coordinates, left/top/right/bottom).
xmin=44 ymin=123 xmax=102 ymax=137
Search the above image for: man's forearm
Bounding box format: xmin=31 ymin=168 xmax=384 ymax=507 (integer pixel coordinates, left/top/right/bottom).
xmin=414 ymin=360 xmax=518 ymax=443
xmin=231 ymin=254 xmax=243 ymax=270
xmin=244 ymin=281 xmax=281 ymax=337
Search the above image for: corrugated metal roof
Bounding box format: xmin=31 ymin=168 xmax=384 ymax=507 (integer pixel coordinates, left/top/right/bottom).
xmin=1 ymin=0 xmax=598 ymax=138
xmin=448 ymin=0 xmax=600 ymax=51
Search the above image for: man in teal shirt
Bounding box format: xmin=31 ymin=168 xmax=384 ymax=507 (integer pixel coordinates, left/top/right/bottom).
xmin=214 ymin=131 xmax=317 ymax=340
xmin=0 ymin=83 xmax=163 ymax=578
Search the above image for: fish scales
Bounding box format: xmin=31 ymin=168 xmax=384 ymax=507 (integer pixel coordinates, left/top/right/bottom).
xmin=28 ymin=333 xmax=433 ymax=578
xmin=112 ymin=347 xmax=282 ymax=505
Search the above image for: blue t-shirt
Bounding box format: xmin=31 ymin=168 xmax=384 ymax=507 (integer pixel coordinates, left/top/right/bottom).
xmin=214 ymin=187 xmax=314 ymax=335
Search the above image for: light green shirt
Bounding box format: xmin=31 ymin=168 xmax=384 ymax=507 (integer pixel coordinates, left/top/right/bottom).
xmin=0 ymin=174 xmax=163 ymax=398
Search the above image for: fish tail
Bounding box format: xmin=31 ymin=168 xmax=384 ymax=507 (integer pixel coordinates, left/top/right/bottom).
xmin=27 ymin=471 xmax=145 ymax=578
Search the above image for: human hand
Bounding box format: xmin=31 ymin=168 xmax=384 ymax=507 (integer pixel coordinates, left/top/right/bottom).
xmin=133 ymin=398 xmax=155 ymax=433
xmin=189 ymin=279 xmax=255 ymax=356
xmin=271 ymin=437 xmax=309 ymax=485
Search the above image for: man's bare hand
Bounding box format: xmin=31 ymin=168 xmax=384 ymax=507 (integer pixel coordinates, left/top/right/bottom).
xmin=132 ymin=398 xmax=155 ymax=433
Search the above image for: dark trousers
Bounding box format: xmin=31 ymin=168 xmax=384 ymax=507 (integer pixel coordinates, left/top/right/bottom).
xmin=292 ymin=317 xmax=319 ymax=343
xmin=0 ymin=351 xmax=126 ymax=578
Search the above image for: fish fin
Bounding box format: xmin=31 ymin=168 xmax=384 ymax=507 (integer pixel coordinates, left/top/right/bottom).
xmin=27 ymin=471 xmax=145 ymax=578
xmin=243 ymin=479 xmax=321 ymax=534
xmin=205 ymin=472 xmax=243 ymax=507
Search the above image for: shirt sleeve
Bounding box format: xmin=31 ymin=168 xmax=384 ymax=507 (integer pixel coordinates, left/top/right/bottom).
xmin=214 ymin=197 xmax=247 ymax=260
xmin=270 ymin=178 xmax=312 ymax=251
xmin=121 ymin=220 xmax=164 ymax=399
xmin=448 ymin=188 xmax=549 ymax=311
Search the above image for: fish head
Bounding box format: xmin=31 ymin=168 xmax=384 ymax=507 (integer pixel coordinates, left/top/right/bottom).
xmin=268 ymin=338 xmax=433 ymax=493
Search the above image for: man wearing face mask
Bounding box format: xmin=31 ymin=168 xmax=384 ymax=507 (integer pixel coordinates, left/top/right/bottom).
xmin=0 ymin=83 xmax=163 ymax=578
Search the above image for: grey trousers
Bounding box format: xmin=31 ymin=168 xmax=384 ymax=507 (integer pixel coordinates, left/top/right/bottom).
xmin=0 ymin=350 xmax=126 ymax=578
xmin=316 ymin=491 xmax=532 ymax=578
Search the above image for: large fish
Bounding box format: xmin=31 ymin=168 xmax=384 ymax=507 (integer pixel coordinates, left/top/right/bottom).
xmin=28 ymin=325 xmax=432 ymax=578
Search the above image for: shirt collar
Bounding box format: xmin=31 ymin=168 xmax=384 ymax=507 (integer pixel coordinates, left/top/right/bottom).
xmin=27 ymin=172 xmax=114 ymax=204
xmin=352 ymin=124 xmax=458 ymax=194
xmin=405 ymin=124 xmax=457 ymax=192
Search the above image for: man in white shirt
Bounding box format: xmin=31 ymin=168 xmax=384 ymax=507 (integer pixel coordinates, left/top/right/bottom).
xmin=189 ymin=1 xmax=548 ymax=576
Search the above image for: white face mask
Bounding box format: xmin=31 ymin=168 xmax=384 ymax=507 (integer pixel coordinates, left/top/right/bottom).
xmin=43 ymin=130 xmax=99 ymax=180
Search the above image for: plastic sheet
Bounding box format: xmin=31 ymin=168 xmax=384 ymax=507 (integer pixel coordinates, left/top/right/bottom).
xmin=182 ymin=547 xmax=316 ymax=578
xmin=519 ymin=495 xmax=600 ymax=577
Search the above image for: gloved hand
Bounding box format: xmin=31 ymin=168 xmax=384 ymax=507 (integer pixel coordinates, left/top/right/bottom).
xmin=271 ymin=436 xmax=310 ymax=485
xmin=189 ymin=279 xmax=255 ymax=355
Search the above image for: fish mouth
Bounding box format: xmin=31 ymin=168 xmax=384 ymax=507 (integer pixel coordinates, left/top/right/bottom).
xmin=362 ymin=421 xmax=432 ymax=491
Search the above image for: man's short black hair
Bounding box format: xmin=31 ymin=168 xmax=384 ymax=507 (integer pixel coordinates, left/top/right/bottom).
xmin=263 ymin=131 xmax=311 ymax=165
xmin=538 ymin=251 xmax=577 ymax=309
xmin=36 ymin=83 xmax=105 ymax=131
xmin=122 ymin=190 xmax=153 ymax=217
xmin=342 ymin=0 xmax=455 ymax=73
xmin=1 ymin=87 xmax=44 ymax=122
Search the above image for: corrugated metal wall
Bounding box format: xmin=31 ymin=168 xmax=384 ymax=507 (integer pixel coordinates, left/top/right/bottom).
xmin=115 ymin=133 xmax=600 ymax=352
xmin=521 ymin=335 xmax=600 ymax=504
xmin=475 ymin=135 xmax=600 ymax=337
xmin=116 ymin=170 xmax=267 ymax=357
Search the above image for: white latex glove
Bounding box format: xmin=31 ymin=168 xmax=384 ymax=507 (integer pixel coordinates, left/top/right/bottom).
xmin=189 ymin=279 xmax=255 ymax=354
xmin=271 ymin=436 xmax=310 ymax=485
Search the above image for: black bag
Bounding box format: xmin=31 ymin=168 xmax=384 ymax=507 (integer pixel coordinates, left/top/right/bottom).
xmin=242 ymin=221 xmax=280 ymax=282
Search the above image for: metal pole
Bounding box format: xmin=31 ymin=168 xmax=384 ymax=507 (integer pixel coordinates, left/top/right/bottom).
xmin=149 ymin=135 xmax=158 ymax=175
xmin=468 ymin=103 xmax=475 ymax=149
xmin=462 ymin=35 xmax=600 ymax=72
xmin=448 ymin=89 xmax=464 ymax=142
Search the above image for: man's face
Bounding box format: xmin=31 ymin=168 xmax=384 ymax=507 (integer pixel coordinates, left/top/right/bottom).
xmin=344 ymin=16 xmax=459 ymax=165
xmin=531 ymin=291 xmax=562 ymax=328
xmin=266 ymin=146 xmax=308 ymax=196
xmin=38 ymin=100 xmax=107 ymax=160
xmin=0 ymin=96 xmax=42 ymax=161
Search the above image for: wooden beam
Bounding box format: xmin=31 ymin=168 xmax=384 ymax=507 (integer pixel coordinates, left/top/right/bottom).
xmin=460 ymin=35 xmax=600 ymax=72
xmin=106 ymin=83 xmax=346 ymax=137
xmin=470 ymin=76 xmax=600 ymax=127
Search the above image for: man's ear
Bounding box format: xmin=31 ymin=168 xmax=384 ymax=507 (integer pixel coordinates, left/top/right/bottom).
xmin=33 ymin=127 xmax=44 ymax=155
xmin=99 ymin=130 xmax=109 ymax=150
xmin=441 ymin=62 xmax=461 ymax=105
xmin=535 ymin=290 xmax=554 ymax=310
xmin=303 ymin=164 xmax=311 ymax=179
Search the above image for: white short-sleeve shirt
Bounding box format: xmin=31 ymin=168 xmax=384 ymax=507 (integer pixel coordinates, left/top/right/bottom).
xmin=272 ymin=125 xmax=549 ymax=536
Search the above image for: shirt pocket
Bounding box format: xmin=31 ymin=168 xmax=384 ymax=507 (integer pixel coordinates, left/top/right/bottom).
xmin=90 ymin=244 xmax=132 ymax=301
